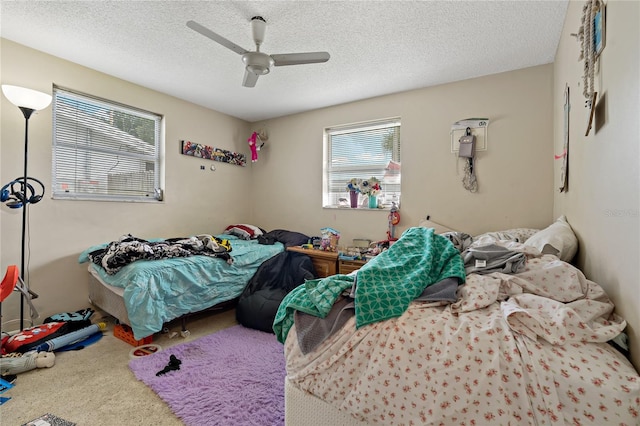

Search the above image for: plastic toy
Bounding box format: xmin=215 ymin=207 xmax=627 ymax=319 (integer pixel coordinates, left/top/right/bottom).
xmin=387 ymin=202 xmax=400 ymax=241
xmin=320 ymin=227 xmax=340 ymax=251
xmin=156 ymin=354 xmax=182 ymax=376
xmin=0 ymin=350 xmax=55 ymax=376
xmin=247 ymin=131 xmax=267 ymax=163
xmin=0 ymin=377 xmax=13 ymax=405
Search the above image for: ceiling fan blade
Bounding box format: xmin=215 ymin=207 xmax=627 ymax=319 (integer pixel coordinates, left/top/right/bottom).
xmin=271 ymin=52 xmax=330 ymax=66
xmin=243 ymin=70 xmax=259 ymax=88
xmin=186 ymin=20 xmax=248 ymax=55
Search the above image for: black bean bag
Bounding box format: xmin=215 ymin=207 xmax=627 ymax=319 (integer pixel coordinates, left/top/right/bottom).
xmin=236 ymin=251 xmax=316 ymax=333
xmin=236 ymin=230 xmax=316 ymax=333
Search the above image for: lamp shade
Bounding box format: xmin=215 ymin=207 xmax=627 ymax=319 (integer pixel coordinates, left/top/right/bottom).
xmin=2 ymin=85 xmax=52 ymax=111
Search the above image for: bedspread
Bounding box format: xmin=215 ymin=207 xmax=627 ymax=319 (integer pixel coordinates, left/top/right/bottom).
xmin=80 ymin=235 xmax=283 ymax=339
xmin=284 ymin=253 xmax=640 ymax=425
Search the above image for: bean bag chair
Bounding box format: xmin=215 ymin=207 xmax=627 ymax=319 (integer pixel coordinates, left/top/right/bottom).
xmin=237 ymin=230 xmax=316 ymax=333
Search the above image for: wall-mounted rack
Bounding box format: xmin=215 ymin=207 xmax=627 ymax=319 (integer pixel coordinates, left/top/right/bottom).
xmin=450 ymin=118 xmax=489 ymax=153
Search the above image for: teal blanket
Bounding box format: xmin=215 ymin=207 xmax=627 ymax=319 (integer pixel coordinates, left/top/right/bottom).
xmin=273 ymin=227 xmax=466 ymax=343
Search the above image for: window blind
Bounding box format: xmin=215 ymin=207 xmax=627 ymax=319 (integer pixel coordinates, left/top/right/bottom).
xmin=52 ymin=86 xmax=162 ymax=201
xmin=324 ymin=118 xmax=401 ymax=207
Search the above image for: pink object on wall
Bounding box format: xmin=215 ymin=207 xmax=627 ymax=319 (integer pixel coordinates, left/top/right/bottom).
xmin=248 ymin=132 xmax=259 ymax=162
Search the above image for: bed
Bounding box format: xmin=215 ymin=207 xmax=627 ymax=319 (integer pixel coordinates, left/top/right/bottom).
xmin=79 ymin=227 xmax=286 ymax=340
xmin=276 ymin=219 xmax=640 ymax=425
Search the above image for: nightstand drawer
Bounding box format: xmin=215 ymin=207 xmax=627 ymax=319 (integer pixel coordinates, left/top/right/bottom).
xmin=339 ymin=259 xmax=367 ymax=275
xmin=286 ymin=246 xmax=338 ymax=278
xmin=311 ymin=258 xmax=336 ymax=278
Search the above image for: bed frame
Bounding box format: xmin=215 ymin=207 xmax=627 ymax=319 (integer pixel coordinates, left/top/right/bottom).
xmin=285 ymin=378 xmax=364 ymax=425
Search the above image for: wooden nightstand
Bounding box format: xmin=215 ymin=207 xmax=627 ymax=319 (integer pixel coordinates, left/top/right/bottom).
xmin=286 ymin=246 xmax=338 ymax=278
xmin=338 ymin=259 xmax=367 ymax=275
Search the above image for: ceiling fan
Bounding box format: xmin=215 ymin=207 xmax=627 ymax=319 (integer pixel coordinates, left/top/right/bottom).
xmin=187 ymin=16 xmax=330 ymax=88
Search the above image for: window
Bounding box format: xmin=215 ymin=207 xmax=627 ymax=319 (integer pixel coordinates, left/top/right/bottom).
xmin=324 ymin=118 xmax=401 ymax=208
xmin=52 ymin=86 xmax=163 ymax=202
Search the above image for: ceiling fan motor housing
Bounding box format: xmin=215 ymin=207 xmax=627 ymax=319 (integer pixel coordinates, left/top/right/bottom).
xmin=251 ymin=16 xmax=267 ymax=45
xmin=243 ymin=51 xmax=274 ymax=75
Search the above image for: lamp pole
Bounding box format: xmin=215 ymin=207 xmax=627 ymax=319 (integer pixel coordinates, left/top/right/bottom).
xmin=18 ymin=107 xmax=35 ymax=330
xmin=2 ymin=85 xmax=52 ymax=331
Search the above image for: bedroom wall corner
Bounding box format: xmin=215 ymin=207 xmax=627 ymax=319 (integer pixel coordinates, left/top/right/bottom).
xmin=553 ymin=0 xmax=640 ymax=370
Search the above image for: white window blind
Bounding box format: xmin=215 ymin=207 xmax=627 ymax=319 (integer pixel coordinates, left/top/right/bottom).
xmin=324 ymin=118 xmax=401 ymax=208
xmin=52 ymin=86 xmax=162 ymax=201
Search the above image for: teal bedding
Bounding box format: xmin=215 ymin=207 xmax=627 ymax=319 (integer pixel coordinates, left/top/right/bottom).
xmin=79 ymin=235 xmax=283 ymax=339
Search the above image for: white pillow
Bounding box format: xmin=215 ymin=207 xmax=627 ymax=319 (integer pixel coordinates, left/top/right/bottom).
xmin=524 ymin=216 xmax=578 ymax=262
xmin=473 ymin=228 xmax=540 ymax=244
xmin=417 ymin=219 xmax=456 ymax=234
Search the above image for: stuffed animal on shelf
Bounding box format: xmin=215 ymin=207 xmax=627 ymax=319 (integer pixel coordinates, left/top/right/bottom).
xmin=0 ymin=350 xmax=55 ymax=375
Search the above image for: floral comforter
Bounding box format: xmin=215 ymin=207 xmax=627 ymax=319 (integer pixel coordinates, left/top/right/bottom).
xmin=284 ymin=248 xmax=640 ymax=425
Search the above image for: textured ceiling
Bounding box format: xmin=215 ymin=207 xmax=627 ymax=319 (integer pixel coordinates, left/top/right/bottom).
xmin=0 ymin=1 xmax=569 ymax=123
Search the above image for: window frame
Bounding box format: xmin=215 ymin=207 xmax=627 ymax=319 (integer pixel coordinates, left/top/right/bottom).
xmin=323 ymin=117 xmax=401 ymax=209
xmin=51 ymin=85 xmax=163 ymax=202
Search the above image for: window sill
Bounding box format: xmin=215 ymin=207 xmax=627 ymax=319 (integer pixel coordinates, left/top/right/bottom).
xmin=323 ymin=205 xmax=390 ymax=211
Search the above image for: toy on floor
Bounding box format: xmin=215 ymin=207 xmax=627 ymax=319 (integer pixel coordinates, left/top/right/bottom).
xmin=0 ymin=376 xmax=14 ymax=405
xmin=33 ymin=322 xmax=106 ymax=352
xmin=0 ymin=350 xmax=55 ymax=375
xmin=1 ymin=320 xmax=92 ymax=354
xmin=44 ymin=308 xmax=94 ymax=323
xmin=129 ymin=344 xmax=162 ymax=360
xmin=156 ymin=354 xmax=182 ymax=376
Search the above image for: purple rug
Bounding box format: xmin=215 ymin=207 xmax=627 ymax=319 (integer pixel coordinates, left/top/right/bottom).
xmin=129 ymin=325 xmax=285 ymax=426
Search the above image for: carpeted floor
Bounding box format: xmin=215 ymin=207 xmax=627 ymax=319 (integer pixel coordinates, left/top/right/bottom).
xmin=129 ymin=325 xmax=286 ymax=426
xmin=0 ymin=308 xmax=239 ymax=425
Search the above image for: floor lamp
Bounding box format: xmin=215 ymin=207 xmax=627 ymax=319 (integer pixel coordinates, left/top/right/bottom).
xmin=1 ymin=84 xmax=52 ymax=331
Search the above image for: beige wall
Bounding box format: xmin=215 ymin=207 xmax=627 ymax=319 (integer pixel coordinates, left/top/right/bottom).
xmin=553 ymin=0 xmax=640 ymax=369
xmin=252 ymin=65 xmax=555 ymax=244
xmin=1 ymin=39 xmax=252 ymax=324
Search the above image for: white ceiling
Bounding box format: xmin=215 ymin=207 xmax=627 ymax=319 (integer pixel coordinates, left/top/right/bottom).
xmin=0 ymin=1 xmax=569 ymax=123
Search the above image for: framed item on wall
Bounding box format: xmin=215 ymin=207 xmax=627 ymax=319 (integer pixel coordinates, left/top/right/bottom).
xmin=180 ymin=140 xmax=246 ymax=167
xmin=556 ymin=84 xmax=570 ymax=192
xmin=594 ymin=3 xmax=606 ymax=57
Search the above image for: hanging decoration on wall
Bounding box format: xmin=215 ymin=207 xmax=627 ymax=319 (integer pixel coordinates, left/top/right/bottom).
xmin=180 ymin=140 xmax=246 ymax=167
xmin=247 ymin=130 xmax=267 ymax=163
xmin=555 ymin=84 xmax=570 ymax=193
xmin=459 ymin=128 xmax=478 ymax=193
xmin=248 ymin=132 xmax=259 ymax=163
xmin=574 ymin=0 xmax=604 ymax=136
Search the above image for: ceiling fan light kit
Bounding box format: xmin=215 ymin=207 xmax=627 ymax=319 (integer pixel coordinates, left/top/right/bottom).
xmin=243 ymin=52 xmax=273 ymax=75
xmin=187 ymin=15 xmax=330 ymax=87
